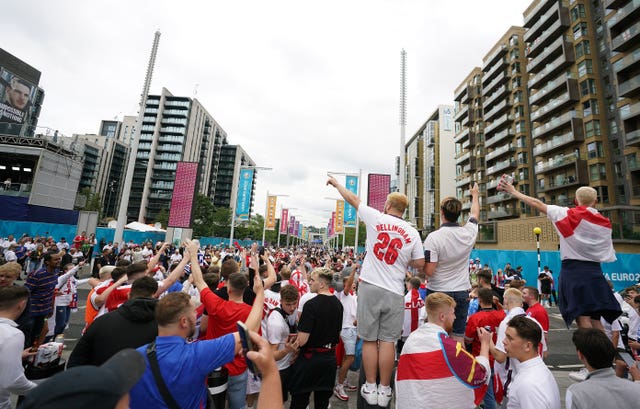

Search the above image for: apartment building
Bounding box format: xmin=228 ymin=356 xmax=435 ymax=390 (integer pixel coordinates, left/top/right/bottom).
xmin=605 ymin=0 xmax=640 ymax=209
xmin=213 ymin=144 xmax=255 ymax=213
xmin=484 ymin=26 xmax=535 ymax=220
xmin=454 ymin=68 xmax=485 ymax=220
xmin=405 ymin=104 xmax=456 ymax=233
xmin=128 ymin=88 xmax=230 ymax=223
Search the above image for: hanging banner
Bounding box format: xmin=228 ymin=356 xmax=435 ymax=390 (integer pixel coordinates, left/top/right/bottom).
xmin=235 ymin=168 xmax=254 ymax=221
xmin=266 ymin=195 xmax=277 ymax=230
xmin=329 ymin=212 xmax=336 ymax=237
xmin=368 ymin=173 xmax=391 ymax=213
xmin=289 ymin=216 xmax=295 ymax=235
xmin=344 ymin=175 xmax=358 ymax=226
xmin=280 ymin=208 xmax=289 ymax=234
xmin=294 ymin=221 xmax=300 ymax=237
xmin=335 ymin=200 xmax=345 ymax=234
xmin=168 ymin=162 xmax=199 ymax=228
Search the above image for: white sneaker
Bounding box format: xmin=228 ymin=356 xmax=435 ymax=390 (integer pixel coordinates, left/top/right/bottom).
xmin=360 ymin=384 xmax=378 ymax=406
xmin=568 ymin=367 xmax=589 ymax=382
xmin=377 ymin=386 xmax=393 ymax=407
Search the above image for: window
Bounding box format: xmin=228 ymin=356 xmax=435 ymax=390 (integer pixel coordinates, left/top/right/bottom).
xmin=517 ymin=152 xmax=528 ymax=165
xmin=516 ymin=120 xmax=526 ymax=133
xmin=571 ymin=4 xmax=586 ymax=22
xmin=582 ymin=99 xmax=599 ymax=117
xmin=517 ymin=136 xmax=527 ymax=148
xmin=585 ymin=120 xmax=601 ymax=138
xmin=512 ymin=76 xmax=522 ymax=88
xmin=578 ymin=60 xmax=593 ymax=77
xmin=589 ymin=164 xmax=606 ymax=181
xmin=609 ymin=120 xmax=618 ymax=135
xmin=587 ymin=141 xmax=604 ymax=158
xmin=511 ymin=62 xmax=521 ymax=74
xmin=597 ymin=186 xmax=609 ymax=203
xmin=575 ymin=40 xmax=591 ymax=58
xmin=573 ymin=22 xmax=588 ymax=40
xmin=538 ymin=178 xmax=545 ymax=189
xmin=513 ymin=90 xmax=523 ymax=104
xmin=580 ymin=79 xmax=597 ymax=96
xmin=514 ymin=106 xmax=525 ymax=118
xmin=519 ymin=184 xmax=530 ymax=195
xmin=519 ymin=168 xmax=529 ymax=181
xmin=510 ymin=49 xmax=519 ymax=60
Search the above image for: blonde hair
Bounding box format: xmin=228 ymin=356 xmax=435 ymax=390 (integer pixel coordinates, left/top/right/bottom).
xmin=386 ymin=192 xmax=409 ymax=214
xmin=311 ymin=267 xmax=333 ymax=284
xmin=575 ymin=186 xmax=597 ymax=206
xmin=426 ymin=292 xmax=456 ymax=315
xmin=99 ymin=265 xmax=116 ymax=280
xmin=504 ymin=288 xmax=523 ymax=306
xmin=0 ymin=262 xmax=21 ymax=278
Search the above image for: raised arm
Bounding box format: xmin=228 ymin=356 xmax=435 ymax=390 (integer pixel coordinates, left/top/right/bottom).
xmin=327 ymin=176 xmax=360 ymax=210
xmin=244 ymin=272 xmax=265 ymax=333
xmin=343 ymin=262 xmax=357 ymax=295
xmin=147 ymin=242 xmax=169 ymax=272
xmin=154 ymin=253 xmax=190 ymax=297
xmin=470 ymin=182 xmax=480 ymax=221
xmin=186 ymin=240 xmax=207 ymax=293
xmin=93 ymin=275 xmax=128 ymax=307
xmin=260 ymin=252 xmax=277 ymax=290
xmin=498 ymin=175 xmax=547 ymax=215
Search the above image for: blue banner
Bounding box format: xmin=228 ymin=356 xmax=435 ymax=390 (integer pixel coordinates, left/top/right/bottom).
xmin=344 ymin=175 xmax=358 ymax=226
xmin=470 ymin=249 xmax=640 ymax=292
xmin=235 ymin=169 xmax=254 ymax=221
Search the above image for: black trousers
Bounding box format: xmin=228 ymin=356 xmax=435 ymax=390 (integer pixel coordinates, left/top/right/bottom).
xmin=290 ymin=390 xmax=332 ymax=409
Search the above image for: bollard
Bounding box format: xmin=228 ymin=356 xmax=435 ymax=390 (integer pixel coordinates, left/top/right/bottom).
xmin=207 ymin=367 xmax=228 ymax=409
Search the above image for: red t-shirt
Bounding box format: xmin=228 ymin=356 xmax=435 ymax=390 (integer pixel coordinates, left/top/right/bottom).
xmin=465 ymin=309 xmax=506 ymax=360
xmin=526 ymin=302 xmax=549 ymax=332
xmin=105 ymin=285 xmax=132 ymax=312
xmin=200 ymin=287 xmax=251 ymax=376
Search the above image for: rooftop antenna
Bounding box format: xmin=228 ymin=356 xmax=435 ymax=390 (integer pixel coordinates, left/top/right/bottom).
xmin=114 ymin=30 xmax=161 ymax=243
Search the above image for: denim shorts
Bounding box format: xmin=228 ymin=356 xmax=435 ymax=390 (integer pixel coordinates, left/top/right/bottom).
xmin=425 ymin=289 xmax=470 ymax=337
xmin=340 ymin=327 xmax=358 ymax=355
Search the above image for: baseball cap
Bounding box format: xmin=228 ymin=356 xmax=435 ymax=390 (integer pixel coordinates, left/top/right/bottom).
xmin=20 ymin=349 xmax=145 ymax=409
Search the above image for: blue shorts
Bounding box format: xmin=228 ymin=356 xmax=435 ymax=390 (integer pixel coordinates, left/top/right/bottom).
xmin=425 ymin=289 xmax=469 ymax=337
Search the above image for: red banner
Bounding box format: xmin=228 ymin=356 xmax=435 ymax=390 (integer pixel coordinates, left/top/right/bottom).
xmin=280 ymin=208 xmax=289 ymax=234
xmin=367 ymin=173 xmax=391 ymax=213
xmin=168 ymin=162 xmax=199 ymax=228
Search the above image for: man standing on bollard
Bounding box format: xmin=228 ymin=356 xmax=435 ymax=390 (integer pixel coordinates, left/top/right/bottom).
xmin=327 ymin=176 xmax=425 ymax=407
xmin=497 ymin=177 xmax=621 ymax=331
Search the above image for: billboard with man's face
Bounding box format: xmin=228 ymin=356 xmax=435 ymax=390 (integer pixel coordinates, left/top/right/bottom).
xmin=0 ymin=67 xmax=36 ymax=125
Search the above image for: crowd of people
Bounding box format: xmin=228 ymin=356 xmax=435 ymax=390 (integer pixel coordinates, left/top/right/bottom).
xmin=0 ymin=177 xmax=640 ymax=408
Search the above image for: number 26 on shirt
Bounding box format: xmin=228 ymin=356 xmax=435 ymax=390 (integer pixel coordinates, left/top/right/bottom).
xmin=372 ymin=232 xmax=403 ymax=265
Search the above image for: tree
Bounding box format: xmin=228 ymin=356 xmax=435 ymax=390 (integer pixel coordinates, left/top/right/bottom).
xmin=155 ymin=209 xmax=169 ymax=230
xmin=191 ymin=194 xmax=215 ymax=238
xmin=211 ymin=207 xmax=232 ymax=238
xmin=79 ymin=187 xmax=103 ymax=218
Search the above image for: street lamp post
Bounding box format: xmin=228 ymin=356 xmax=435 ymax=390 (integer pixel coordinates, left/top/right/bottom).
xmin=229 ymin=166 xmax=272 ymax=247
xmin=262 ymin=192 xmax=288 ymax=246
xmin=105 ymin=180 xmax=116 ymax=218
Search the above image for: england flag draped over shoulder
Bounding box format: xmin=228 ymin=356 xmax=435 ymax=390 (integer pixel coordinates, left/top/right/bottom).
xmin=546 ymin=205 xmax=616 ymax=263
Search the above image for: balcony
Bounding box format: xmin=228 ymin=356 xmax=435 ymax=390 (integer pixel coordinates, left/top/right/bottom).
xmin=487 ymin=158 xmax=516 ymax=176
xmin=528 ymin=50 xmax=575 ymax=89
xmin=607 ymin=0 xmax=640 ymax=31
xmin=620 ymin=101 xmax=640 ymax=121
xmin=463 ymin=161 xmax=476 ymax=173
xmin=163 ymin=109 xmax=188 ymax=117
xmin=527 ymin=35 xmax=571 ymax=74
xmin=535 ymin=152 xmax=581 ymax=174
xmin=524 ymin=0 xmax=569 ymax=43
xmin=485 ymin=127 xmax=514 ymax=148
xmin=488 ymin=208 xmax=519 ymax=219
xmin=454 ymin=84 xmax=469 ymax=102
xmin=148 ymin=192 xmax=173 ymax=200
xmin=484 ymin=113 xmax=511 ymax=136
xmin=532 ymin=111 xmax=582 ymax=139
xmin=606 ymin=0 xmax=629 ymax=9
xmin=483 ymin=85 xmax=510 ymax=110
xmin=462 ymin=201 xmax=472 ymax=210
xmin=486 ymin=144 xmax=516 ymax=161
xmin=158 ymin=136 xmax=184 ymax=144
xmin=628 ymin=154 xmax=640 ymax=171
xmin=456 ymin=176 xmax=472 ymax=187
xmin=626 ymin=128 xmax=640 ymax=146
xmin=455 ymin=104 xmax=469 ymax=121
xmin=482 ymin=71 xmax=509 ymax=96
xmin=153 ymin=163 xmax=177 ymax=171
xmin=537 ymin=173 xmax=585 ymax=193
xmin=527 ymin=13 xmax=571 ymax=58
xmin=456 ymin=150 xmax=471 ymax=164
xmin=529 ymin=74 xmax=576 ymax=105
xmin=454 ymin=126 xmax=470 ymax=143
xmin=487 ymin=192 xmax=512 ymax=205
xmin=613 ymin=48 xmax=640 ymax=75
xmin=533 ymin=130 xmax=584 ymax=157
xmin=524 ymin=0 xmax=556 ymax=28
xmin=484 ymin=99 xmax=511 ymax=122
xmin=483 ymin=57 xmax=507 ymax=84
xmin=482 ymin=45 xmax=507 ymax=70
xmin=612 ymin=21 xmax=640 ymax=52
xmin=618 ymin=74 xmax=640 ymax=98
xmin=530 ymin=86 xmax=579 ymax=122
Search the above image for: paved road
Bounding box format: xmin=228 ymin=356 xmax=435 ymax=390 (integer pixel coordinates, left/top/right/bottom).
xmin=55 ymin=283 xmax=582 ymax=409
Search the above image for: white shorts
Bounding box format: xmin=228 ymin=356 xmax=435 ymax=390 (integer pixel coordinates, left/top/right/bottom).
xmin=341 ymin=327 xmax=358 ymax=355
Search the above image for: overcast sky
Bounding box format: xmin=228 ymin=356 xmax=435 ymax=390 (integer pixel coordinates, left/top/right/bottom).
xmin=3 ymin=0 xmax=533 ymax=228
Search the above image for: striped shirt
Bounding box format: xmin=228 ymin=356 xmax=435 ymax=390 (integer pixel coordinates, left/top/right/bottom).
xmin=24 ymin=267 xmax=59 ymax=316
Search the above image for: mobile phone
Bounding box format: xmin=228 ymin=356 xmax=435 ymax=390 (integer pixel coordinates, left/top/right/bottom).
xmin=237 ymin=321 xmax=261 ymax=377
xmin=618 ymin=351 xmax=637 ymax=368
